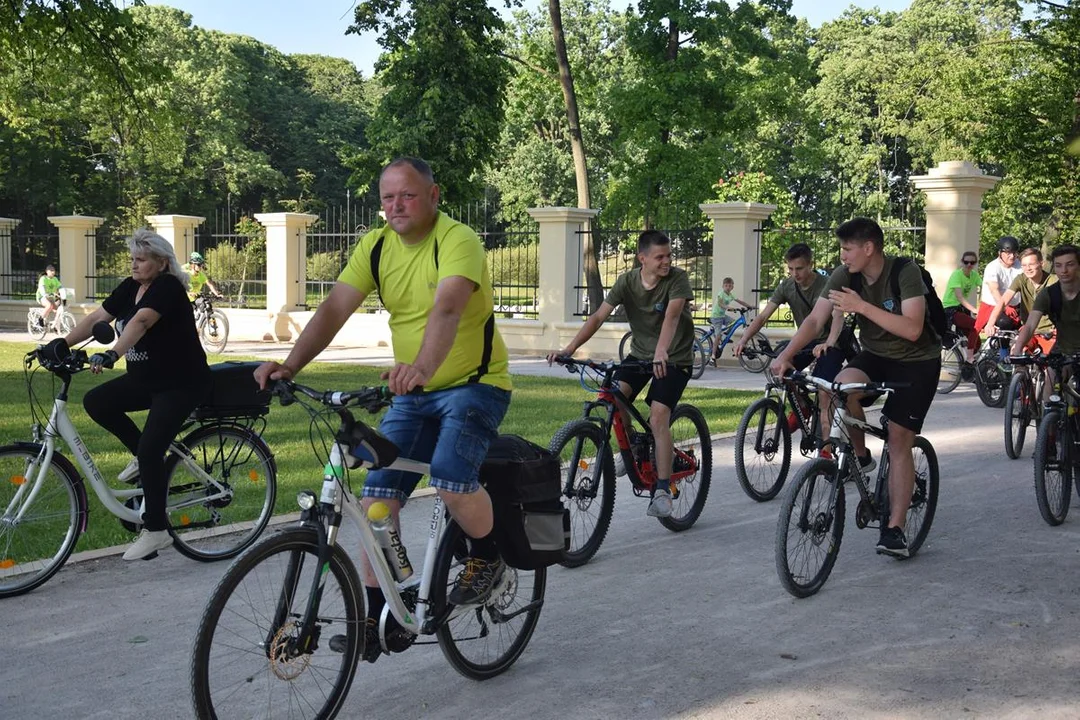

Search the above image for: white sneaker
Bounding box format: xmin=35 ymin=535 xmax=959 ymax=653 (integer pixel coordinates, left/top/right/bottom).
xmin=118 ymin=458 xmax=140 ymax=484
xmin=647 ymin=489 xmax=673 ymax=518
xmin=612 ymin=453 xmax=627 ymax=477
xmin=123 ymin=529 xmax=172 ymax=561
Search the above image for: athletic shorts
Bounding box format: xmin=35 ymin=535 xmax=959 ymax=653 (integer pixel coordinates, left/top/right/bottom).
xmin=845 ymin=351 xmax=940 ymax=433
xmin=615 ymin=355 xmax=692 ymax=410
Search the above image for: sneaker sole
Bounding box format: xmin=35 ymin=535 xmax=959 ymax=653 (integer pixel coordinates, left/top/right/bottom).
xmin=875 ymin=545 xmax=909 ymax=559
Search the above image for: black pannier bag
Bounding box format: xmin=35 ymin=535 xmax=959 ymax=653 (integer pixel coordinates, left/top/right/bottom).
xmin=193 ymin=362 xmax=273 ymax=420
xmin=479 ymin=435 xmax=569 ymax=570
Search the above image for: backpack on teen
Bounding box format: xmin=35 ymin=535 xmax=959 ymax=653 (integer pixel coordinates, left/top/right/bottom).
xmin=848 ymin=257 xmax=947 ymax=340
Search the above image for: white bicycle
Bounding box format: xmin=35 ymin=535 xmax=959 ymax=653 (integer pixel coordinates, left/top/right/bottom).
xmin=27 ymin=287 xmax=76 ymax=340
xmin=190 ymin=379 xmax=549 ymax=719
xmin=0 ymin=324 xmax=278 ymax=598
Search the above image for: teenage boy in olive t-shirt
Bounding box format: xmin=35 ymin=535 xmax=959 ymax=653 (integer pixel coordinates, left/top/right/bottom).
xmin=772 ymin=217 xmax=940 ymax=560
xmin=1014 ymin=245 xmax=1080 ymax=358
xmin=549 ymin=230 xmax=694 ymax=519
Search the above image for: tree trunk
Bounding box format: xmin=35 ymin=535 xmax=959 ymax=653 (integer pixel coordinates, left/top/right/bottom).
xmin=549 ymin=0 xmax=604 ymax=314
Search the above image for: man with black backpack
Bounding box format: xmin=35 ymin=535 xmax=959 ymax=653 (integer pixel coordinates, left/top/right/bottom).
xmin=771 ymin=217 xmax=941 ymax=559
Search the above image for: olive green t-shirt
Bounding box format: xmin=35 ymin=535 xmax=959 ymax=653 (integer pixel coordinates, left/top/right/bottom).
xmin=823 ymin=257 xmax=940 ymax=362
xmin=1033 ymin=284 xmax=1080 ymax=354
xmin=605 ymin=267 xmax=695 ymax=365
xmin=1009 ymin=272 xmax=1057 ymax=334
xmin=770 ymin=274 xmax=830 ymax=343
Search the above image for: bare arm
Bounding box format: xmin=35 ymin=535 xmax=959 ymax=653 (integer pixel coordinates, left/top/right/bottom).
xmin=64 ymin=306 xmax=115 ymax=346
xmin=734 ymin=301 xmax=779 ymax=354
xmin=1012 ymin=309 xmax=1042 ymax=355
xmin=984 ymin=289 xmax=1016 ymax=335
xmin=388 ymin=275 xmax=475 ymax=395
xmin=254 ymin=281 xmax=365 ymax=388
xmin=549 ymin=302 xmax=616 ymax=361
xmin=953 ymin=286 xmax=977 ymax=314
xmin=112 ymin=308 xmax=161 ymax=356
xmin=651 ymin=298 xmax=686 ymax=376
xmin=813 ymin=306 xmax=847 ymax=357
xmin=829 ymin=288 xmax=926 ymax=342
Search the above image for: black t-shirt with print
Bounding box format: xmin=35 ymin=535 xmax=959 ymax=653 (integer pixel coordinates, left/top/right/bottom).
xmin=102 ymin=275 xmax=209 ymax=390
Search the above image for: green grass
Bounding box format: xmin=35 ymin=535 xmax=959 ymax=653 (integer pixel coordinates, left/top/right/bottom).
xmin=0 ymin=342 xmax=756 ymax=555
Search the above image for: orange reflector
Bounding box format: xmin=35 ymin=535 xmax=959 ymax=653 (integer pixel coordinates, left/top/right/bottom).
xmin=10 ymin=475 xmax=26 ymax=486
xmin=0 ymin=559 xmax=13 ymax=569
xmin=180 ymin=515 xmax=191 ymax=526
xmin=248 ymin=470 xmax=259 ymax=482
xmin=577 ymin=460 xmax=588 ymax=470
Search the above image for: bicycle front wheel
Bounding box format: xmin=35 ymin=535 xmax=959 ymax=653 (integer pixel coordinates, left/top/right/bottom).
xmin=191 ymin=528 xmax=364 ymax=720
xmin=690 ymin=338 xmax=708 ymax=379
xmin=433 ymin=522 xmax=546 ymax=680
xmin=26 ymin=309 xmax=46 ymax=340
xmin=1034 ymin=411 xmax=1072 ymax=526
xmin=937 ymin=344 xmax=964 ymax=394
xmin=0 ymin=444 xmax=86 ymax=598
xmin=877 ymin=436 xmax=940 ymax=556
xmin=549 ymin=420 xmax=615 ymax=567
xmin=775 ymin=457 xmax=844 ymax=598
xmin=659 ymin=404 xmax=712 ymax=531
xmin=618 ymin=331 xmax=633 ymax=362
xmin=166 ymin=424 xmax=277 ymax=561
xmin=1004 ymin=372 xmax=1031 ymax=460
xmin=738 ymin=333 xmax=771 ymax=373
xmin=734 ymin=397 xmax=791 ymax=502
xmin=975 ymin=358 xmax=1007 ymax=408
xmin=200 ymin=310 xmax=230 ymax=354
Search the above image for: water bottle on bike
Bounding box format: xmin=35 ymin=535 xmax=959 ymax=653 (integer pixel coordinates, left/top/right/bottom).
xmin=368 ymin=501 xmax=413 ymax=581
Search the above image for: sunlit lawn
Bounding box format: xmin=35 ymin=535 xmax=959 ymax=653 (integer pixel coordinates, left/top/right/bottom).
xmin=0 ymin=342 xmax=756 ymax=553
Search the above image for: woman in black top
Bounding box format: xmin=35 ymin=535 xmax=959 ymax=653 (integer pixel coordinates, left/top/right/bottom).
xmin=62 ymin=229 xmax=211 ymax=560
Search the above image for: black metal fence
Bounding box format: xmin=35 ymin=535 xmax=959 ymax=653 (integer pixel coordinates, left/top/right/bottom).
xmin=0 ymin=224 xmax=59 ymax=299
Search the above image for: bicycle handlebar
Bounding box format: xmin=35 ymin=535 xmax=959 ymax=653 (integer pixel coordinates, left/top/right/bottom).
xmin=25 ymin=347 xmax=90 ymax=374
xmin=1007 ymin=353 xmax=1080 ymax=369
xmin=271 ymin=378 xmax=393 ymax=412
xmin=551 ymin=356 xmax=655 ymax=377
xmin=783 ymin=369 xmax=908 ymax=396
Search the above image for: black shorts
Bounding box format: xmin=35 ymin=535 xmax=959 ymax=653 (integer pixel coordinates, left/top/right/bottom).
xmin=615 ymin=355 xmax=692 ymax=410
xmin=845 ymin=351 xmax=940 ymax=433
xmin=792 ymin=346 xmax=845 ymax=383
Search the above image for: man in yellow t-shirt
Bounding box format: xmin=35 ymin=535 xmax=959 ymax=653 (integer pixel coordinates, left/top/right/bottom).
xmin=254 ymin=157 xmax=511 ymax=660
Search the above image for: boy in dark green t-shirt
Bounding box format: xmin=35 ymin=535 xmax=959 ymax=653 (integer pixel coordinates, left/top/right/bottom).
xmin=549 ymin=230 xmax=695 ymax=519
xmin=772 ymin=217 xmax=940 ymax=559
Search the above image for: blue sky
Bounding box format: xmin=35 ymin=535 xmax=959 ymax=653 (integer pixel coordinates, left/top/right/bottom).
xmin=154 ymin=0 xmax=912 ymax=78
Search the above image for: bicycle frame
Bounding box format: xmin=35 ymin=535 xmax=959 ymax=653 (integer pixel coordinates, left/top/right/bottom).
xmin=712 ymin=313 xmax=749 ymax=356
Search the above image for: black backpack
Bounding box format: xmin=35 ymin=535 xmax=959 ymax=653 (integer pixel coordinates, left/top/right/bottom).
xmin=1046 ymin=282 xmax=1065 ymax=324
xmin=849 ymin=257 xmax=947 ymax=340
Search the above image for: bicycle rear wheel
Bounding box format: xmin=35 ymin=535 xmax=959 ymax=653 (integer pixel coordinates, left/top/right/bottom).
xmin=434 ymin=522 xmax=546 ymax=680
xmin=1004 ymin=372 xmax=1031 ymax=460
xmin=877 ymin=436 xmax=940 ymax=555
xmin=200 ymin=310 xmax=230 ymax=354
xmin=734 ymin=397 xmax=791 ymax=502
xmin=56 ymin=311 xmax=76 ymax=336
xmin=975 ymin=358 xmax=1007 ymax=408
xmin=165 ymin=424 xmax=277 ymax=561
xmin=690 ymin=337 xmax=708 ymax=379
xmin=775 ymin=457 xmax=844 ymax=598
xmin=738 ymin=333 xmax=771 ymax=373
xmin=191 ymin=527 xmax=364 ymax=720
xmin=618 ymin=331 xmax=633 ymax=362
xmin=549 ymin=420 xmax=615 ymax=567
xmin=659 ymin=404 xmax=712 ymax=531
xmin=0 ymin=444 xmax=86 ymax=598
xmin=1033 ymin=411 xmax=1072 ymax=526
xmin=937 ymin=344 xmax=964 ymax=394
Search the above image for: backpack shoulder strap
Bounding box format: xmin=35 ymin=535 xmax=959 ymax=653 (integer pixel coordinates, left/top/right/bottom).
xmin=889 ymin=257 xmax=911 ymax=307
xmin=1048 ymin=281 xmax=1064 ymax=323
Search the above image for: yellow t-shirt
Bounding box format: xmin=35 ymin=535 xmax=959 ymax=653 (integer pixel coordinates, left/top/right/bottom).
xmin=338 ymin=212 xmax=511 ymax=392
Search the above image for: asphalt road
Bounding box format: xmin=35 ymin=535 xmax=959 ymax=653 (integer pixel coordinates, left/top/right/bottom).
xmin=5 ymin=375 xmax=1080 ymax=719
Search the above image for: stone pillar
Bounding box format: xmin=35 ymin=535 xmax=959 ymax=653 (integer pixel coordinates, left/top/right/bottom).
xmin=0 ymin=218 xmax=18 ymax=297
xmin=910 ymin=160 xmax=1001 ymax=294
xmin=145 ymin=215 xmax=206 ymax=261
xmin=48 ymin=215 xmax=105 ymax=302
xmin=254 ymin=212 xmax=317 ymax=340
xmin=699 ymin=203 xmax=777 ymax=312
xmin=527 ymin=207 xmax=599 ymax=326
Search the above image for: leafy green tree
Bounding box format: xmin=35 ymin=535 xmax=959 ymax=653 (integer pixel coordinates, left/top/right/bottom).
xmin=348 ymin=0 xmax=511 ymax=202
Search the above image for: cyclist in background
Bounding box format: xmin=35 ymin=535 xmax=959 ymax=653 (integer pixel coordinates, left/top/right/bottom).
xmin=36 ymin=264 xmax=62 ymax=331
xmin=975 ymin=236 xmax=1022 ymax=333
xmin=941 ymin=251 xmax=981 ymax=363
xmin=987 ymin=247 xmax=1057 ymax=356
xmin=184 ymin=252 xmax=223 ymax=302
xmin=1013 ymin=245 xmax=1080 ymax=360
xmin=709 ymin=276 xmax=754 ymax=361
xmin=735 ymin=243 xmax=849 ymax=442
xmin=548 ymin=229 xmax=694 ymax=518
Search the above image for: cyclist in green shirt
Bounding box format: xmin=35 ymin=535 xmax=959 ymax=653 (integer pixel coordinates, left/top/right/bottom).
xmin=35 ymin=264 xmax=63 ymax=331
xmin=184 ymin=252 xmax=223 ymax=302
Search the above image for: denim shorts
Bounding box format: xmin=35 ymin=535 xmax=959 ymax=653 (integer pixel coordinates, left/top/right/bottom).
xmin=361 ymin=383 xmax=511 ymax=504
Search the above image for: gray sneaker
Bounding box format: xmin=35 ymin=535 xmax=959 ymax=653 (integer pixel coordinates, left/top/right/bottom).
xmin=612 ymin=452 xmax=627 ymax=477
xmin=647 ymin=489 xmax=673 ymax=518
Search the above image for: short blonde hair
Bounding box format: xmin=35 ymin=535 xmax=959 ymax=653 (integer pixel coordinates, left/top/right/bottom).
xmin=128 ymin=228 xmax=190 ymax=288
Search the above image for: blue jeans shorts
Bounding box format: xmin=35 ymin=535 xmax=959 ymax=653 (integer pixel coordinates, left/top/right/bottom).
xmin=361 ymin=383 xmax=511 ymax=504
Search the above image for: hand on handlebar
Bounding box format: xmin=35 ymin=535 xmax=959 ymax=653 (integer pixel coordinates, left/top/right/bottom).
xmin=547 ymin=349 xmax=572 ymax=365
xmin=89 ymin=349 xmax=119 ymax=374
xmin=769 ymin=355 xmax=794 ymax=379
xmin=254 ymin=360 xmax=296 ymax=390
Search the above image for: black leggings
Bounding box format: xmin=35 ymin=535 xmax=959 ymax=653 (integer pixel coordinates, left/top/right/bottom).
xmin=83 ymin=373 xmax=209 ymax=531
